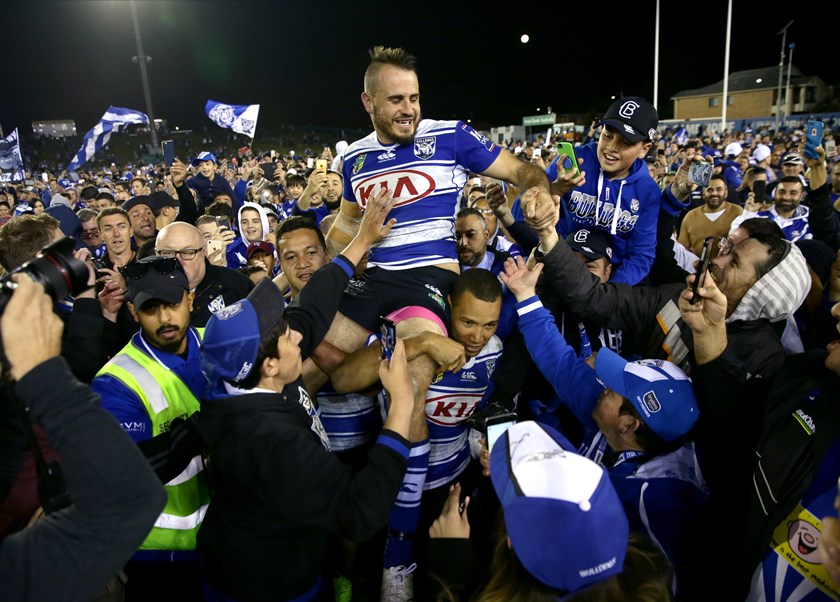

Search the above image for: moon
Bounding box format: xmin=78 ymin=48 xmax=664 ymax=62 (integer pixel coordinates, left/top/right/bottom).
xmin=520 ymin=34 xmax=529 ymax=44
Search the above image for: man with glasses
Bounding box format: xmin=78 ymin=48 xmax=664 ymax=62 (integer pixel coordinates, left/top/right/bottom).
xmin=525 ymin=187 xmax=811 ymax=381
xmin=92 ymin=255 xmax=209 ymax=600
xmin=76 ymin=208 xmax=105 ymax=258
xmin=155 ymin=222 xmax=253 ymax=328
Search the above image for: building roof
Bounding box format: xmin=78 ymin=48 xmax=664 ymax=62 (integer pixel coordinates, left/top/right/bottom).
xmin=671 ymin=65 xmax=824 ymax=98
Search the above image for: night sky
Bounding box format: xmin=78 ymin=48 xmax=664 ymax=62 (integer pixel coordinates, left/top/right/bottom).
xmin=1 ymin=0 xmax=835 ymax=136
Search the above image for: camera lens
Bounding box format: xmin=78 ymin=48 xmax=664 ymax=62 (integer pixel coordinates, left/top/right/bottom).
xmin=0 ymin=237 xmax=90 ymax=316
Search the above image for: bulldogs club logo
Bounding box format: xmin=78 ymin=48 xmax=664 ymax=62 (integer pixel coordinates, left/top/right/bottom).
xmin=414 ymin=136 xmax=436 ymax=160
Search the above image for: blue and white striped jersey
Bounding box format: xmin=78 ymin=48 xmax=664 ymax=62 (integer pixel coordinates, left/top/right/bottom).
xmin=317 ymin=385 xmax=381 ymax=453
xmin=342 ymin=119 xmax=501 ymax=270
xmin=423 ymin=335 xmax=502 ymax=490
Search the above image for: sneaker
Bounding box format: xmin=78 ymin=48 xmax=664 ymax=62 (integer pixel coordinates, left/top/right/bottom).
xmin=380 ymin=563 xmax=417 ymax=602
xmin=333 ymin=575 xmax=352 ymax=602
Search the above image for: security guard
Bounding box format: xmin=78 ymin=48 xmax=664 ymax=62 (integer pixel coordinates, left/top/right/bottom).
xmin=92 ymin=255 xmax=209 ymax=599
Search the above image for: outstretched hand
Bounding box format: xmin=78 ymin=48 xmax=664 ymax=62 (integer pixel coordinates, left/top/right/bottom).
xmin=357 ymin=188 xmax=397 ymax=246
xmin=499 ymin=255 xmax=543 ymax=302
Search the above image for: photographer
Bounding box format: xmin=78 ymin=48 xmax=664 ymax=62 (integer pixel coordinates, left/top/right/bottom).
xmin=0 ymin=275 xmax=166 ymax=601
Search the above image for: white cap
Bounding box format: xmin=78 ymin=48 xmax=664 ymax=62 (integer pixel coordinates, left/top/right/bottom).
xmin=724 ymin=142 xmax=743 ymax=158
xmin=752 ymin=144 xmax=771 ymax=163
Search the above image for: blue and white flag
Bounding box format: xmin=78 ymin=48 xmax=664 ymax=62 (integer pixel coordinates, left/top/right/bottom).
xmin=67 ymin=106 xmax=149 ymax=171
xmin=0 ymin=128 xmax=25 ymax=183
xmin=674 ymin=126 xmax=688 ymax=146
xmin=205 ymin=100 xmax=259 ymax=138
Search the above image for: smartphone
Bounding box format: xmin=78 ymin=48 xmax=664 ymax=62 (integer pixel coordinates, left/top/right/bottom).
xmin=690 ymin=237 xmax=715 ymax=305
xmin=270 ymin=149 xmax=276 ymax=159
xmin=485 ymin=412 xmax=517 ymax=453
xmin=315 ymin=158 xmax=328 ymax=173
xmin=555 ymin=142 xmax=580 ymax=178
xmin=162 ymin=140 xmax=175 ymax=167
xmin=753 ymin=179 xmax=766 ymax=204
xmin=687 ymin=161 xmax=713 ymax=187
xmin=260 ymin=162 xmax=277 ymax=182
xmin=804 ymin=120 xmax=824 ymax=160
xmin=216 ymin=216 xmax=231 ymax=231
xmin=379 ymin=317 xmax=397 ymax=361
xmin=206 ymin=239 xmax=223 ymax=255
xmin=41 ymin=172 xmax=49 ymax=182
xmin=825 ymin=138 xmax=836 ymax=158
xmin=306 ymin=157 xmax=315 ymax=169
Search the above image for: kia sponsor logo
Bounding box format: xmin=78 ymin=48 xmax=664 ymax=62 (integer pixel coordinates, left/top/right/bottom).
xmin=354 ymin=169 xmax=436 ymax=208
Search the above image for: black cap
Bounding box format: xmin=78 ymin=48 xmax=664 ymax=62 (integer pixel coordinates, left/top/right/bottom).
xmin=121 ymin=195 xmax=153 ymax=213
xmin=597 ymin=96 xmax=659 ymax=143
xmin=150 ymin=190 xmax=179 ymax=211
xmin=125 ymin=256 xmax=189 ymax=310
xmin=565 ymin=228 xmax=614 ymax=262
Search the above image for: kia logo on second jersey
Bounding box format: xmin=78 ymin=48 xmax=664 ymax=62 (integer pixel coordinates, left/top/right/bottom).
xmin=354 ymin=169 xmax=436 ymax=208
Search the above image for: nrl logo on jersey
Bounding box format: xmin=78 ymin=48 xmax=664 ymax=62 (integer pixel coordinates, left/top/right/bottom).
xmin=352 ymin=153 xmax=367 ymax=175
xmin=414 ymin=136 xmax=436 ymax=160
xmin=630 ymin=199 xmax=640 ymax=212
xmin=353 ymin=169 xmax=436 ymax=209
xmin=377 ymin=149 xmax=396 ymax=162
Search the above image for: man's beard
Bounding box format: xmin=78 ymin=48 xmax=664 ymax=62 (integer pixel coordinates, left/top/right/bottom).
xmin=372 ymin=107 xmax=418 ymax=145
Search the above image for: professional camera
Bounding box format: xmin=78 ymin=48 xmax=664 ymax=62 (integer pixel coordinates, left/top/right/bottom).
xmin=0 ymin=237 xmax=90 ymax=316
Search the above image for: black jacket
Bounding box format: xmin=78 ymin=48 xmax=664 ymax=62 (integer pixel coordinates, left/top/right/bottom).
xmin=685 ymin=349 xmax=840 ymax=600
xmin=538 ymin=235 xmax=784 ymax=378
xmin=190 ymin=262 xmax=254 ymax=328
xmin=0 ymin=358 xmax=166 ymax=602
xmin=196 ymin=256 xmax=410 ymax=601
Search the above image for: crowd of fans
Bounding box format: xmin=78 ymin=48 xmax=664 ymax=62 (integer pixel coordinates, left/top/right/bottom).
xmin=1 ymin=45 xmax=840 ymax=602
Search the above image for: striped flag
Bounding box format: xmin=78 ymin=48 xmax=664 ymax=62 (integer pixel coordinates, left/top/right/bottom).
xmin=0 ymin=128 xmax=25 ymax=183
xmin=205 ymin=100 xmax=259 ymax=138
xmin=674 ymin=126 xmax=688 ymax=146
xmin=67 ymin=106 xmax=149 ymax=171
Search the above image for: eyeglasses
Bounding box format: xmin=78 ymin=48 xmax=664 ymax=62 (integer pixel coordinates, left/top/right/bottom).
xmin=80 ymin=229 xmax=100 ymax=240
xmin=120 ymin=257 xmax=181 ymax=281
xmin=155 ymin=247 xmax=204 ymax=260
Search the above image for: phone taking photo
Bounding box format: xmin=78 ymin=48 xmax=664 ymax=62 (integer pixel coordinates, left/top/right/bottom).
xmin=804 ymin=120 xmax=824 ymax=160
xmin=379 ymin=317 xmax=397 ymax=360
xmin=690 ymin=237 xmax=715 ymax=305
xmin=555 ymin=142 xmax=580 ymax=178
xmin=752 ymin=180 xmax=766 ymax=204
xmin=162 ymin=140 xmax=175 ymax=167
xmin=216 ymin=216 xmax=231 ymax=231
xmin=486 ymin=412 xmax=517 ymax=453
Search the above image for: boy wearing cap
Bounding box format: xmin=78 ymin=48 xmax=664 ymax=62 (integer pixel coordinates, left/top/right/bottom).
xmin=186 ymin=151 xmax=239 ymax=210
xmin=195 ymin=192 xmax=413 ymax=601
xmin=246 ymin=240 xmax=277 ymax=276
xmin=545 ymin=96 xmax=664 ymax=285
xmin=498 ymin=256 xmax=707 ymax=591
xmin=92 ymin=256 xmax=210 ymax=599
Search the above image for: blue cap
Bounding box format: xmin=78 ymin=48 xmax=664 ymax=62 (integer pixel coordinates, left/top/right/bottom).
xmin=191 ymin=151 xmax=217 ymax=166
xmin=490 ymin=421 xmax=628 ymax=593
xmin=595 ymin=348 xmax=699 ymax=442
xmin=201 ymin=278 xmax=286 ymax=385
